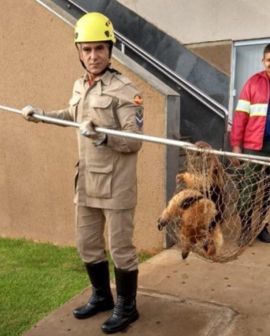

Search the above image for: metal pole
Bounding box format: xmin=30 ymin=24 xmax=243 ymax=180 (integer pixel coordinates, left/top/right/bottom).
xmin=0 ymin=105 xmax=78 ymax=127
xmin=1 ymin=104 xmax=270 ymax=165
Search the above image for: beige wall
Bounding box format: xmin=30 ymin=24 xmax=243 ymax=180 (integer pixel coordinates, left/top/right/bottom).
xmin=187 ymin=41 xmax=232 ymax=76
xmin=119 ymin=0 xmax=270 ymax=44
xmin=0 ymin=0 xmax=170 ymax=253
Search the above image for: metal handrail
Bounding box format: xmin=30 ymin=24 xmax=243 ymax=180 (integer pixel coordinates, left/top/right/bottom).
xmin=115 ymin=31 xmax=228 ymax=119
xmin=45 ymin=0 xmax=228 ymax=119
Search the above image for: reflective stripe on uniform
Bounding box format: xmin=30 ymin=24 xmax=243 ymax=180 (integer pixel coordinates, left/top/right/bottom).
xmin=236 ymin=100 xmax=268 ymax=116
xmin=250 ymin=103 xmax=268 ymax=116
xmin=236 ymin=99 xmax=250 ymax=114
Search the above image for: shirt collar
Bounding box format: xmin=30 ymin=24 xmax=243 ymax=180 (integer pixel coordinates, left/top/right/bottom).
xmin=83 ymin=69 xmax=114 ymax=87
xmin=100 ymin=70 xmax=114 ymax=86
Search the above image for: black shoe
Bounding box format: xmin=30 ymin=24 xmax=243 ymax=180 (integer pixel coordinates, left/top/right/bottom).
xmin=73 ymin=261 xmax=114 ymax=319
xmin=101 ymin=268 xmax=139 ymax=334
xmin=257 ymin=226 xmax=270 ymax=243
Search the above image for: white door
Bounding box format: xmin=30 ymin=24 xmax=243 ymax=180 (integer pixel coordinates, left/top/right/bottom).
xmin=230 ymin=39 xmax=270 ymax=126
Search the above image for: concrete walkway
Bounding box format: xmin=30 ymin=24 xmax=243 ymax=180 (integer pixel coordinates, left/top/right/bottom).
xmin=24 ymin=241 xmax=270 ymax=336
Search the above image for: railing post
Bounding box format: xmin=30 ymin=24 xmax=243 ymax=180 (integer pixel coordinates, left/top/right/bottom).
xmin=120 ymin=42 xmax=125 ymax=54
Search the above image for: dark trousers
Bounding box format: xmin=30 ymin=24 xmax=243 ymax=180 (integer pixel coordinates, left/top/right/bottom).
xmin=237 ymin=142 xmax=270 ymax=231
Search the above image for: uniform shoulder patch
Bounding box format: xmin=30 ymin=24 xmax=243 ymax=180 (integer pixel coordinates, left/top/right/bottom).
xmin=136 ymin=106 xmax=144 ymax=128
xmin=133 ymin=94 xmax=143 ymax=106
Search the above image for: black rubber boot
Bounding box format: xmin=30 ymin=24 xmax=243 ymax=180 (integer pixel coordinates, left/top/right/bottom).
xmin=257 ymin=225 xmax=270 ymax=243
xmin=101 ymin=268 xmax=139 ymax=334
xmin=73 ymin=261 xmax=114 ymax=319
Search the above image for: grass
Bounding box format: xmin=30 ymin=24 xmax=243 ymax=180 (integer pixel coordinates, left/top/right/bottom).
xmin=0 ymin=238 xmax=152 ymax=336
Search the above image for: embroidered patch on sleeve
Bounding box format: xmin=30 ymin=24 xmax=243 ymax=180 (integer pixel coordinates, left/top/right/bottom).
xmin=133 ymin=95 xmax=143 ymax=105
xmin=136 ymin=107 xmax=143 ymax=128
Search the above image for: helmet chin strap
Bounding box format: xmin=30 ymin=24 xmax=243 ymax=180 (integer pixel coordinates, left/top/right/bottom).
xmin=79 ymin=59 xmax=87 ymax=70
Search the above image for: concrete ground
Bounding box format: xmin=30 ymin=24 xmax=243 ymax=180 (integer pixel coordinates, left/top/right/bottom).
xmin=24 ymin=241 xmax=270 ymax=336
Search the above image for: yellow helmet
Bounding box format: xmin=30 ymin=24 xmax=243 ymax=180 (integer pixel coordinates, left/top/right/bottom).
xmin=74 ymin=12 xmax=116 ymax=44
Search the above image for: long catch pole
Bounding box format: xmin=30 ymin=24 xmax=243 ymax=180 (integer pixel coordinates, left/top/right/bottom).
xmin=1 ymin=104 xmax=270 ymax=165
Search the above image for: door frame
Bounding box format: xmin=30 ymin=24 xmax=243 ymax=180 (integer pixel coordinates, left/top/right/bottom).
xmin=229 ymin=38 xmax=270 ymax=127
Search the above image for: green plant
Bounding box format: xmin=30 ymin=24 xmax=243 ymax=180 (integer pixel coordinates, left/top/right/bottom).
xmin=0 ymin=238 xmax=152 ymax=336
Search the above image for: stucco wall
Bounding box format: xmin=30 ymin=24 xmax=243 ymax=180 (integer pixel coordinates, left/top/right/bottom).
xmin=0 ymin=0 xmax=171 ymax=253
xmin=187 ymin=41 xmax=232 ymax=76
xmin=118 ymin=0 xmax=270 ymax=44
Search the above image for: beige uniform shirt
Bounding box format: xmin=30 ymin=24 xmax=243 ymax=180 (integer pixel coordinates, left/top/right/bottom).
xmin=46 ymin=69 xmax=143 ymax=209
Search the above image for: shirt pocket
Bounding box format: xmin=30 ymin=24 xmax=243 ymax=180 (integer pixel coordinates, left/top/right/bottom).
xmin=90 ymin=95 xmax=117 ymax=127
xmin=69 ymin=94 xmax=81 ymax=121
xmin=85 ymin=163 xmax=113 ymax=198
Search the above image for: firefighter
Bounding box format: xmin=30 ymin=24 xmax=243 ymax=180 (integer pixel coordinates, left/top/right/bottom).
xmin=22 ymin=12 xmax=143 ymax=334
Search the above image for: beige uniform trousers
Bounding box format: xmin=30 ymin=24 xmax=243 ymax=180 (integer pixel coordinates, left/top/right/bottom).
xmin=76 ymin=205 xmax=138 ymax=271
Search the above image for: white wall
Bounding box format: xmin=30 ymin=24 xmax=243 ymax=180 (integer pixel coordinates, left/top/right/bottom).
xmin=118 ymin=0 xmax=270 ymax=44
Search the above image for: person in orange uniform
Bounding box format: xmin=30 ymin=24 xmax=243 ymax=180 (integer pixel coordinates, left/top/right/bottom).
xmin=22 ymin=12 xmax=143 ymax=334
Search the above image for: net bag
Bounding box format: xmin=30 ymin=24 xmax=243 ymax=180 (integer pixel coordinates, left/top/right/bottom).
xmin=157 ymin=142 xmax=270 ymax=263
